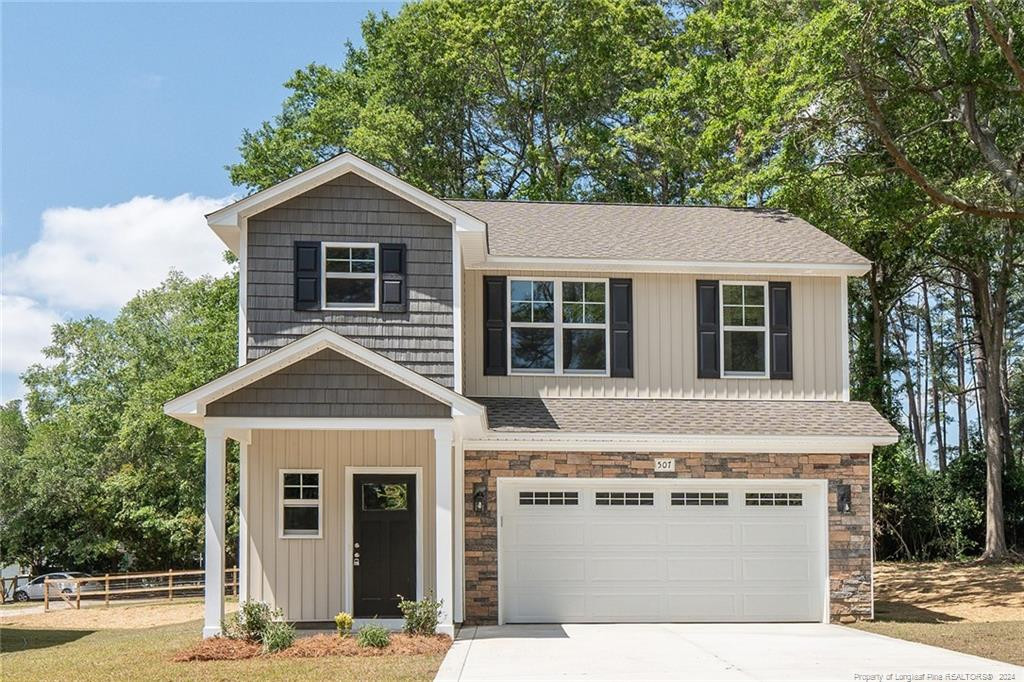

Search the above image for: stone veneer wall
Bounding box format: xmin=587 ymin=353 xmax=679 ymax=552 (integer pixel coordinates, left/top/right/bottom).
xmin=463 ymin=451 xmax=872 ymax=625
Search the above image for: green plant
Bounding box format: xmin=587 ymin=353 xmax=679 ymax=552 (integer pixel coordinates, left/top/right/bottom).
xmin=221 ymin=611 xmax=243 ymax=639
xmin=356 ymin=622 xmax=391 ymax=648
xmin=233 ymin=600 xmax=278 ymax=642
xmin=261 ymin=620 xmax=296 ymax=653
xmin=397 ymin=594 xmax=442 ymax=635
xmin=334 ymin=611 xmax=353 ymax=637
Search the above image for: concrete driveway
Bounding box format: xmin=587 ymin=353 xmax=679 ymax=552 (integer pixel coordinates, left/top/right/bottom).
xmin=436 ymin=623 xmax=1022 ymax=681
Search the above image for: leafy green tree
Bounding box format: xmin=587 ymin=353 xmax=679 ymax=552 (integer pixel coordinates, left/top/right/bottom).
xmin=0 ymin=271 xmax=239 ymax=572
xmin=229 ymin=0 xmax=680 ymax=201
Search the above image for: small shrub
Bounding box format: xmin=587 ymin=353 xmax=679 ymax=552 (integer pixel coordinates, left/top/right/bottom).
xmin=261 ymin=620 xmax=296 ymax=653
xmin=397 ymin=594 xmax=442 ymax=635
xmin=334 ymin=611 xmax=353 ymax=637
xmin=356 ymin=622 xmax=391 ymax=648
xmin=221 ymin=611 xmax=243 ymax=640
xmin=231 ymin=600 xmax=278 ymax=642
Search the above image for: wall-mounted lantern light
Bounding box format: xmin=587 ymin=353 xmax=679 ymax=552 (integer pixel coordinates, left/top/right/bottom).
xmin=472 ymin=483 xmax=488 ymax=513
xmin=837 ymin=484 xmax=852 ymax=514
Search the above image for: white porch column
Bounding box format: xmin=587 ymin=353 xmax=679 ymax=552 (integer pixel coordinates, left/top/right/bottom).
xmin=434 ymin=424 xmax=455 ymax=637
xmin=238 ymin=439 xmax=248 ymax=602
xmin=203 ymin=426 xmax=226 ymax=638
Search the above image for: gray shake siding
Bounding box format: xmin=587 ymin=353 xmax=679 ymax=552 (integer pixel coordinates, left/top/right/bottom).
xmin=246 ymin=172 xmax=454 ymax=387
xmin=206 ymin=350 xmax=450 ymax=418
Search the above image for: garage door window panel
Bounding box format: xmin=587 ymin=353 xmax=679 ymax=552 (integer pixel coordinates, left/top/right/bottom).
xmin=595 ymin=491 xmax=654 ymax=506
xmin=745 ymin=491 xmax=803 ymax=506
xmin=519 ymin=491 xmax=579 ymax=506
xmin=672 ymin=491 xmax=729 ymax=506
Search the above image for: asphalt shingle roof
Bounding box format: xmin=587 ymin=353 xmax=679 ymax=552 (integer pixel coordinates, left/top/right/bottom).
xmin=445 ymin=199 xmax=868 ymax=266
xmin=475 ymin=397 xmax=897 ymax=439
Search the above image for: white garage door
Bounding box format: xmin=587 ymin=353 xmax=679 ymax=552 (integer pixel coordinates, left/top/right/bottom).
xmin=498 ymin=478 xmax=826 ymax=623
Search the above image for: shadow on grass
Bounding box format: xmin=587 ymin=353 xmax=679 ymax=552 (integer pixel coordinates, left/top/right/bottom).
xmin=873 ymin=601 xmax=964 ymax=624
xmin=0 ymin=627 xmax=95 ymax=653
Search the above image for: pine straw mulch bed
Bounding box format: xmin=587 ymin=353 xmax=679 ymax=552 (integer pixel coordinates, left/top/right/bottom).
xmin=172 ymin=633 xmax=452 ymax=662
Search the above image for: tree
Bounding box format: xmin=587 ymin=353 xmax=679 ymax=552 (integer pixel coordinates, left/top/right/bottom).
xmin=229 ymin=0 xmax=681 ymax=202
xmin=0 ymin=270 xmax=239 ymax=572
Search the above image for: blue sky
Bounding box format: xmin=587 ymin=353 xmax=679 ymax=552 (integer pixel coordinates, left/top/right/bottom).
xmin=1 ymin=1 xmax=400 ymax=400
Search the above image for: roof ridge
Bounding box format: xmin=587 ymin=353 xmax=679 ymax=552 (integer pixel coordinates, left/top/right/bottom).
xmin=444 ymin=197 xmax=791 ymax=213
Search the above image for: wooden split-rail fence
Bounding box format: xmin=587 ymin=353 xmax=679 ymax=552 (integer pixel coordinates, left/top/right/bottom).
xmin=43 ymin=567 xmax=239 ymax=611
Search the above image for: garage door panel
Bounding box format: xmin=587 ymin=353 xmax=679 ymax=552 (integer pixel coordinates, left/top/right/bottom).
xmin=589 ymin=557 xmax=662 ymax=581
xmin=587 ymin=522 xmax=661 ymax=546
xmin=742 ymin=556 xmax=814 ymax=581
xmin=665 ymin=593 xmax=740 ymax=620
xmin=742 ymin=592 xmax=814 ymax=619
xmin=510 ymin=521 xmax=587 ymax=546
xmin=512 ymin=556 xmax=586 ymax=583
xmin=500 ymin=480 xmax=825 ymax=624
xmin=666 ymin=557 xmax=737 ymax=581
xmin=666 ymin=523 xmax=736 ymax=546
xmin=740 ymin=522 xmax=811 ymax=547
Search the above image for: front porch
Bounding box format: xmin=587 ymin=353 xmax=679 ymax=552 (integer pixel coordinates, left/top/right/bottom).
xmin=202 ymin=419 xmax=456 ymax=637
xmin=164 ymin=329 xmax=486 ymax=638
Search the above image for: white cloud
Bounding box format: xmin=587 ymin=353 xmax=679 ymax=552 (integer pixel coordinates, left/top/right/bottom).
xmin=4 ymin=194 xmax=234 ymax=310
xmin=0 ymin=294 xmax=61 ymax=375
xmin=1 ymin=193 xmax=235 ymax=401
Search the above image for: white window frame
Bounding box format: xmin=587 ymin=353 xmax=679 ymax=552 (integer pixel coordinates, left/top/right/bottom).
xmin=507 ymin=276 xmax=610 ymax=377
xmin=720 ymin=280 xmax=770 ymax=379
xmin=321 ymin=242 xmax=379 ymax=311
xmin=279 ymin=468 xmax=323 ymax=539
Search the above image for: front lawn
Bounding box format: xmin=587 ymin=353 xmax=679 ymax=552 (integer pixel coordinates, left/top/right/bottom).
xmin=1 ymin=619 xmax=447 ymax=681
xmin=849 ymin=561 xmax=1024 ymax=666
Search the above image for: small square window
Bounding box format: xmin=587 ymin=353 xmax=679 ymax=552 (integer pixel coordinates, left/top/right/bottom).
xmin=281 ymin=470 xmax=321 ymax=538
xmin=362 ymin=483 xmax=408 ymax=511
xmin=323 ymin=243 xmax=378 ymax=310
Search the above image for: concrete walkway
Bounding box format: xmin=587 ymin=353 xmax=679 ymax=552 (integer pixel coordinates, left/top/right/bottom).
xmin=436 ymin=623 xmax=1022 ymax=681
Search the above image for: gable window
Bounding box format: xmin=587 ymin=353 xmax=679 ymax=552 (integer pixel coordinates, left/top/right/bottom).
xmin=509 ymin=278 xmax=608 ymax=375
xmin=323 ymin=243 xmax=378 ymax=310
xmin=721 ymin=282 xmax=768 ymax=377
xmin=280 ymin=470 xmax=322 ymax=538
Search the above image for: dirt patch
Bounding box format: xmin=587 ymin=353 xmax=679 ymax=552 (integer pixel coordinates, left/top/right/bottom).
xmin=873 ymin=561 xmax=1024 ymax=623
xmin=173 ymin=633 xmax=452 ymax=662
xmin=1 ymin=599 xmax=238 ymax=630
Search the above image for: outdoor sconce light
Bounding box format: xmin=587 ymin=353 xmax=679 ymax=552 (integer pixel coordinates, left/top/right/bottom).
xmin=472 ymin=483 xmax=488 ymax=513
xmin=837 ymin=484 xmax=852 ymax=514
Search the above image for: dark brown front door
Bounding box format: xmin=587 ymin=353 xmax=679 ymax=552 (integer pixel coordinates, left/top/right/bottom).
xmin=353 ymin=474 xmax=416 ymax=618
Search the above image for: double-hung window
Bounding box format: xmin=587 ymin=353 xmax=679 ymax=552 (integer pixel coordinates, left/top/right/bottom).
xmin=280 ymin=470 xmax=322 ymax=538
xmin=721 ymin=282 xmax=768 ymax=377
xmin=509 ymin=278 xmax=608 ymax=375
xmin=322 ymin=242 xmax=378 ymax=310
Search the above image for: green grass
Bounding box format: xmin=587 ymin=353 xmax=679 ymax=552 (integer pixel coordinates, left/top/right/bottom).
xmin=0 ymin=620 xmax=445 ymax=681
xmin=850 ymin=620 xmax=1024 ymax=666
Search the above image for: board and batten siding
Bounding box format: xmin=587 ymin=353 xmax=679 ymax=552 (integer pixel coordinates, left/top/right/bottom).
xmin=463 ymin=270 xmax=844 ymax=400
xmin=246 ymin=172 xmax=455 ymax=387
xmin=244 ymin=429 xmax=439 ymax=622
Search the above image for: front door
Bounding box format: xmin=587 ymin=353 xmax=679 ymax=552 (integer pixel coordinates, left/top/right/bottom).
xmin=353 ymin=473 xmax=417 ymax=618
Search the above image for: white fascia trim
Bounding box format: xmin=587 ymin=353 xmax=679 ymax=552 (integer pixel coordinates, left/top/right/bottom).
xmin=463 ymin=433 xmax=897 ymax=454
xmin=205 ymin=417 xmax=454 ymax=431
xmin=466 ymin=255 xmax=870 ymax=277
xmin=206 ymin=153 xmax=486 ymax=254
xmin=841 ymin=274 xmax=851 ymax=401
xmin=163 ymin=327 xmax=484 ymax=421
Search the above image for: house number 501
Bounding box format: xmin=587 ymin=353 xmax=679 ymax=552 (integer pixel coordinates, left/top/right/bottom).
xmin=654 ymin=458 xmax=676 ymax=473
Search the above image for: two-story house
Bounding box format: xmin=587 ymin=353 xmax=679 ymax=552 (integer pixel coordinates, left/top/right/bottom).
xmin=165 ymin=153 xmax=897 ymax=638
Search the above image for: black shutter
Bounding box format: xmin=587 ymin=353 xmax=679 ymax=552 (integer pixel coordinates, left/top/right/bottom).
xmin=294 ymin=241 xmax=321 ymax=311
xmin=609 ymin=278 xmax=633 ymax=378
xmin=380 ymin=243 xmax=407 ymax=313
xmin=769 ymin=281 xmax=793 ymax=380
xmin=483 ymin=276 xmax=507 ymax=376
xmin=696 ymin=280 xmax=720 ymax=378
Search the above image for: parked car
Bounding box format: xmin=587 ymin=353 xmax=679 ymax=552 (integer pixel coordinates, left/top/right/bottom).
xmin=12 ymin=572 xmax=96 ymax=601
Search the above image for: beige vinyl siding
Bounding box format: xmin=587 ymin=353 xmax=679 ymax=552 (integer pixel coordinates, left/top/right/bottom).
xmin=463 ymin=271 xmax=844 ymax=400
xmin=244 ymin=429 xmax=437 ymax=622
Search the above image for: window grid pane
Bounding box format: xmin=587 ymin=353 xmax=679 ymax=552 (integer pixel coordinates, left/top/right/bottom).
xmin=595 ymin=491 xmax=654 ymax=506
xmin=510 ymin=279 xmax=607 ymax=375
xmin=518 ymin=491 xmax=579 ymax=506
xmin=745 ymin=492 xmax=803 ymax=507
xmin=671 ymin=491 xmax=729 ymax=506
